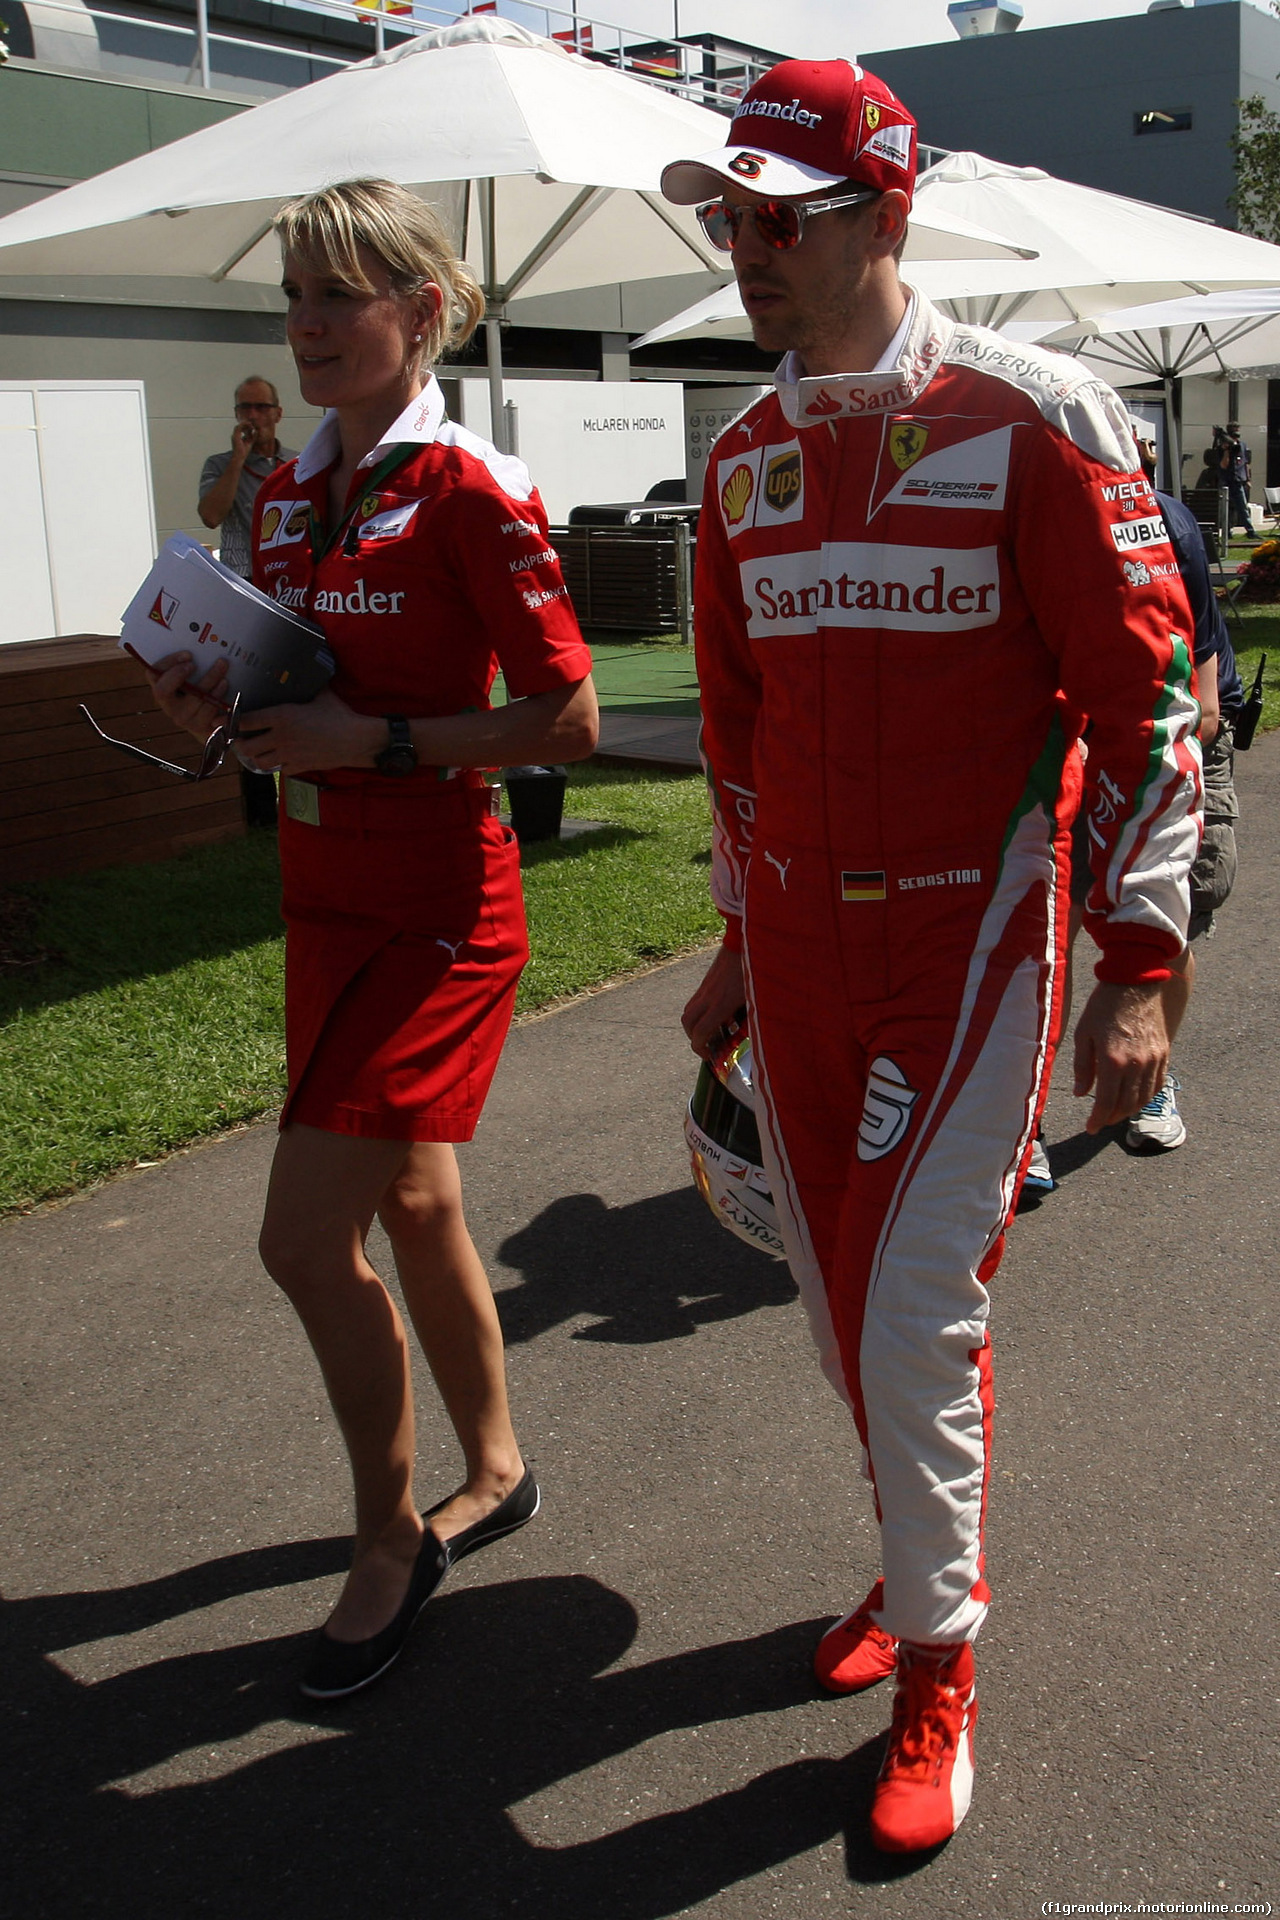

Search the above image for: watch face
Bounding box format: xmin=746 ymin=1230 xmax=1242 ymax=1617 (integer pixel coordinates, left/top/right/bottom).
xmin=377 ymin=716 xmax=416 ymax=776
xmin=378 ymin=742 xmax=417 ymax=776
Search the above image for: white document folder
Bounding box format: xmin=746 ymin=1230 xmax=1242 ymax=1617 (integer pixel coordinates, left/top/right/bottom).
xmin=120 ymin=534 xmax=333 ymax=712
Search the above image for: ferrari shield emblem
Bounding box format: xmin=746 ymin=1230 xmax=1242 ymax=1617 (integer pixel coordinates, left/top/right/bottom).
xmin=865 ymin=101 xmax=882 ymax=131
xmin=889 ymin=421 xmax=929 ymax=471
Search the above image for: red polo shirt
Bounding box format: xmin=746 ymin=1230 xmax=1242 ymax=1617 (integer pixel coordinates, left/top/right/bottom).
xmin=251 ymin=378 xmax=590 ymax=789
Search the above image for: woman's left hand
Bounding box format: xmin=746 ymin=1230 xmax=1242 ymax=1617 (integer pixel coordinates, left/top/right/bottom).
xmin=235 ymin=688 xmax=383 ymax=777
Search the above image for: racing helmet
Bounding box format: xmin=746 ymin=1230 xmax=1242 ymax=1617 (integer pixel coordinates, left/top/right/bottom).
xmin=684 ymin=1021 xmax=786 ymax=1257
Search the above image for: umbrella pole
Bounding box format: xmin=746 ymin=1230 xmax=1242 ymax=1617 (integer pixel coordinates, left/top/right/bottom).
xmin=486 ymin=308 xmax=507 ymax=454
xmin=480 ymin=177 xmax=508 ymax=456
xmin=1162 ymin=365 xmax=1180 ymax=496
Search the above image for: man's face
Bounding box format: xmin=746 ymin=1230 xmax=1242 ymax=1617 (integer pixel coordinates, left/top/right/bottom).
xmin=726 ymin=187 xmax=899 ymax=363
xmin=235 ymin=382 xmax=282 ymax=451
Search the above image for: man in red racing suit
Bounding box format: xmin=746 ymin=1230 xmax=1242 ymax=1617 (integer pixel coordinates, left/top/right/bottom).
xmin=666 ymin=60 xmax=1202 ymax=1854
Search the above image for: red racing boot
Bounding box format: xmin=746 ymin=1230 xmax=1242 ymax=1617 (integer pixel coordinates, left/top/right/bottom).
xmin=814 ymin=1578 xmax=899 ymax=1694
xmin=869 ymin=1641 xmax=977 ymax=1853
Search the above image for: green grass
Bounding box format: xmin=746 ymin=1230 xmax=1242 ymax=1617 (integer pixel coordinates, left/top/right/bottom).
xmin=1226 ymin=604 xmax=1280 ymax=732
xmin=0 ymin=766 xmax=717 ymax=1216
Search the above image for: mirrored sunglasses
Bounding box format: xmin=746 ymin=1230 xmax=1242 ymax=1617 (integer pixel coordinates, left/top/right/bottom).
xmin=80 ymin=692 xmax=244 ymax=782
xmin=696 ymin=189 xmax=879 ymax=253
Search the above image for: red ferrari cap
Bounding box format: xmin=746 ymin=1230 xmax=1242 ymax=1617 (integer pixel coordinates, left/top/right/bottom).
xmin=662 ymin=60 xmax=917 ymax=208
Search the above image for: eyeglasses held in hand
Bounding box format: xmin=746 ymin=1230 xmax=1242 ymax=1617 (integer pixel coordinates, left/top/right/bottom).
xmin=696 ymin=189 xmax=880 ymax=253
xmin=80 ymin=692 xmax=243 ymax=782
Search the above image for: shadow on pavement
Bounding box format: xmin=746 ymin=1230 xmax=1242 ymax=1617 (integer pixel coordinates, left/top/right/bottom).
xmin=1016 ymin=1125 xmax=1122 ymax=1213
xmin=496 ymin=1187 xmax=797 ymax=1345
xmin=4 ymin=1555 xmax=872 ymax=1920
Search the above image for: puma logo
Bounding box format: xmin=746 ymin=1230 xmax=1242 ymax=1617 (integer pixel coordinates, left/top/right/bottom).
xmin=764 ymin=851 xmax=792 ymax=888
xmin=436 ymin=936 xmax=464 ymax=958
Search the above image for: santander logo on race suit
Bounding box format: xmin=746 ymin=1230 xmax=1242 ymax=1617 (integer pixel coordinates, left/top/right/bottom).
xmin=741 ymin=543 xmax=1000 ymax=637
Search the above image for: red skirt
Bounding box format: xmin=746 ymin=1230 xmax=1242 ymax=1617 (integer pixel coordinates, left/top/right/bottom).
xmin=277 ymin=779 xmax=527 ymax=1142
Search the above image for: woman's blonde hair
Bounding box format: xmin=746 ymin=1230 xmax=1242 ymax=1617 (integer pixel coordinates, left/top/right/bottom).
xmin=273 ymin=178 xmax=485 ymax=365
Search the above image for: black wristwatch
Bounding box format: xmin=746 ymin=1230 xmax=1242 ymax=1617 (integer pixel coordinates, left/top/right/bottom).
xmin=375 ymin=715 xmax=417 ymax=777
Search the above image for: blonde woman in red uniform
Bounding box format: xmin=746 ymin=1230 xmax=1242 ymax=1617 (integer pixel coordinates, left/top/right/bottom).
xmin=149 ymin=179 xmax=597 ymax=1700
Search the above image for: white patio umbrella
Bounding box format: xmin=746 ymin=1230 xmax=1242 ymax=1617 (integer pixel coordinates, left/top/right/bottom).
xmin=0 ymin=19 xmax=728 ymax=446
xmin=1037 ymin=288 xmax=1280 ymax=486
xmin=0 ymin=23 xmax=1033 ymax=450
xmin=1041 ymin=288 xmax=1280 ymax=383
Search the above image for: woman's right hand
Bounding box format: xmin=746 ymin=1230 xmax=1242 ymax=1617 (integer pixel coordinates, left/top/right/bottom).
xmin=146 ymin=651 xmax=231 ymax=744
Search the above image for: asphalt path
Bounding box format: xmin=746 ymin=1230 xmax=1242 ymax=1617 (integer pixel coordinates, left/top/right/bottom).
xmin=3 ymin=735 xmax=1278 ymax=1918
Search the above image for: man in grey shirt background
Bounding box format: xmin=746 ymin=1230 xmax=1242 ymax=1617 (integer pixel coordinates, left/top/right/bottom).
xmin=198 ymin=374 xmax=296 ymax=578
xmin=198 ymin=374 xmax=297 ymax=824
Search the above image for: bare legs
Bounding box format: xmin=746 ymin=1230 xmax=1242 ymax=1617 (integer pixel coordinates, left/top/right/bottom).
xmin=258 ymin=1124 xmax=523 ymax=1643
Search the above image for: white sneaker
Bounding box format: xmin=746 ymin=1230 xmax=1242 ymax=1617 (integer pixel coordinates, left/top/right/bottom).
xmin=1022 ymin=1132 xmax=1055 ymax=1193
xmin=1126 ymin=1073 xmax=1186 ymax=1152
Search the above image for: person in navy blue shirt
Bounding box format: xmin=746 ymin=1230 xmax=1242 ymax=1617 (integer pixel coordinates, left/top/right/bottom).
xmin=1082 ymin=422 xmax=1240 ymax=1155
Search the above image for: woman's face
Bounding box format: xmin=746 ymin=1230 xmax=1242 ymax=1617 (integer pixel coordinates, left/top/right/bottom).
xmin=282 ymin=244 xmax=440 ymax=414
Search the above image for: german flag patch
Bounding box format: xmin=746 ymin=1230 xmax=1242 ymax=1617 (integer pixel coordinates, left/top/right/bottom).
xmin=842 ymin=871 xmax=886 ymax=903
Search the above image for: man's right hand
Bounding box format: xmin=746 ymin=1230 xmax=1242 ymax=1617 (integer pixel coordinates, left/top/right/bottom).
xmin=682 ymin=940 xmax=746 ymax=1058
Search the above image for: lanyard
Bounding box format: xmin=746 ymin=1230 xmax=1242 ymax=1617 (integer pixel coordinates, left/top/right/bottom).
xmin=309 ymin=444 xmax=418 ymax=563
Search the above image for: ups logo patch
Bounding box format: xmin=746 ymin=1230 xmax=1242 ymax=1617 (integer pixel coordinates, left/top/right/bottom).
xmin=764 ymin=449 xmax=802 ymax=514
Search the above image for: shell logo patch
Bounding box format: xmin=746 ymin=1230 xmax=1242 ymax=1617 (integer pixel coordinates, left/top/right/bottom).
xmin=889 ymin=421 xmax=929 ymax=472
xmin=721 ymin=463 xmax=755 ymax=526
xmin=259 ymin=500 xmax=311 ymax=551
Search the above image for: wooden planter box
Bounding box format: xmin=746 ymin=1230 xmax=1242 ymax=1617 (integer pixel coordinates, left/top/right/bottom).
xmin=0 ymin=637 xmax=244 ymax=885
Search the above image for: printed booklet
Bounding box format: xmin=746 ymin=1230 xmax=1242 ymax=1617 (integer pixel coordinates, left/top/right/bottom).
xmin=120 ymin=533 xmax=333 ymax=711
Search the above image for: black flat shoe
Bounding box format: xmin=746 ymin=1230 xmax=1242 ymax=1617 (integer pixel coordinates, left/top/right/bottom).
xmin=299 ymin=1528 xmax=449 ymax=1702
xmin=299 ymin=1470 xmax=539 ymax=1702
xmin=425 ymin=1465 xmax=541 ymax=1567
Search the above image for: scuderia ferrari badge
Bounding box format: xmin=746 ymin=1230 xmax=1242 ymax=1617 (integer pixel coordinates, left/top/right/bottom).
xmin=889 ymin=421 xmax=929 ymax=471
